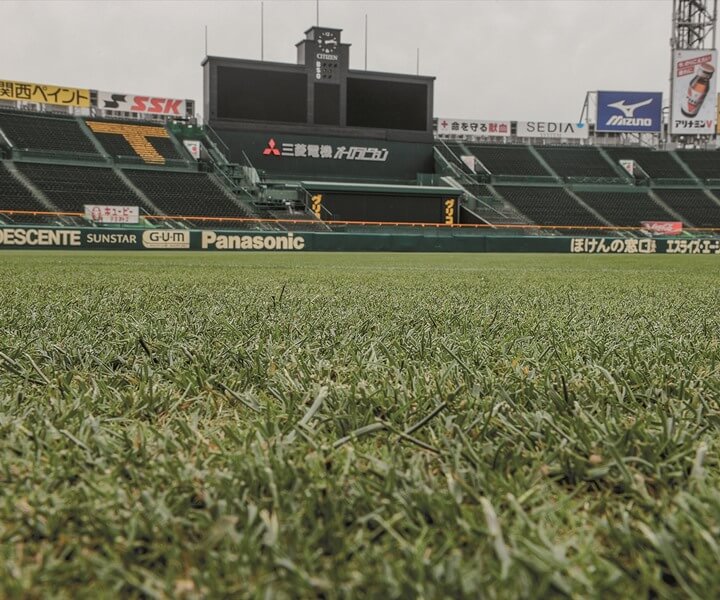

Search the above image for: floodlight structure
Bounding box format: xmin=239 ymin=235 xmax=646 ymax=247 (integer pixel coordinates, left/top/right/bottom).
xmin=671 ymin=0 xmax=717 ymax=49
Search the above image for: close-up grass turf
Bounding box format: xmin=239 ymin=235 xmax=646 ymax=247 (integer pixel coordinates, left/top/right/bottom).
xmin=1 ymin=251 xmax=719 ymax=598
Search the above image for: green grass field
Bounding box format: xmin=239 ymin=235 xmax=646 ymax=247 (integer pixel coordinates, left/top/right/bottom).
xmin=1 ymin=252 xmax=719 ymax=598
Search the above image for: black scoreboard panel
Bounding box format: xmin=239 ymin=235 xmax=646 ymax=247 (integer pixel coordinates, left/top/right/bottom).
xmin=321 ymin=192 xmax=448 ymax=224
xmin=314 ymin=83 xmax=340 ymax=126
xmin=216 ymin=66 xmax=307 ymax=123
xmin=346 ymin=78 xmax=428 ymax=131
xmin=204 ymin=27 xmax=435 ymax=178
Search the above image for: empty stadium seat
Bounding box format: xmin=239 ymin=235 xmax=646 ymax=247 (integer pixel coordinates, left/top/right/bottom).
xmin=0 ymin=161 xmax=53 ymax=224
xmin=653 ymin=188 xmax=720 ymax=228
xmin=675 ymin=150 xmax=720 ymax=181
xmin=0 ymin=111 xmax=99 ymax=155
xmin=577 ymin=191 xmax=676 ymax=227
xmin=536 ymin=147 xmax=618 ymax=179
xmin=122 ymin=169 xmax=249 ymax=219
xmin=86 ymin=120 xmax=185 ymax=164
xmin=436 ymin=142 xmax=474 ymax=174
xmin=16 ymin=163 xmax=142 ymax=214
xmin=466 ymin=145 xmax=549 ymax=176
xmin=603 ymin=147 xmax=691 ymax=180
xmin=498 ymin=186 xmax=603 ymax=227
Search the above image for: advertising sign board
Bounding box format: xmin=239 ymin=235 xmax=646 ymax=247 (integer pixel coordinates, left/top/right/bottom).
xmin=671 ymin=49 xmax=718 ymax=135
xmin=84 ymin=205 xmax=139 ymax=224
xmin=97 ymin=91 xmax=188 ymax=116
xmin=0 ymin=78 xmax=90 ymax=107
xmin=436 ymin=118 xmax=511 ymax=137
xmin=516 ymin=121 xmax=588 ymax=139
xmin=596 ymin=91 xmax=662 ymax=132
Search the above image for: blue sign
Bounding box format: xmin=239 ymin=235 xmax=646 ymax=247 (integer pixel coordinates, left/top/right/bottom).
xmin=596 ymin=91 xmax=663 ymax=132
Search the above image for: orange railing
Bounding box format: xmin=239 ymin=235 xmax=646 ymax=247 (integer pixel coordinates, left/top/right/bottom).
xmin=3 ymin=209 xmax=720 ymax=234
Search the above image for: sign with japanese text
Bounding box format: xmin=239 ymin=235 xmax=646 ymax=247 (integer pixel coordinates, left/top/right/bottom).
xmin=436 ymin=118 xmax=511 ymax=137
xmin=570 ymin=238 xmax=657 ymax=254
xmin=97 ymin=91 xmax=188 ymax=116
xmin=84 ymin=205 xmax=140 ymax=224
xmin=671 ymin=49 xmax=717 ymax=135
xmin=516 ymin=121 xmax=588 ymax=139
xmin=262 ymin=138 xmax=388 ymax=161
xmin=596 ymin=91 xmax=662 ymax=132
xmin=0 ymin=79 xmax=90 ymax=107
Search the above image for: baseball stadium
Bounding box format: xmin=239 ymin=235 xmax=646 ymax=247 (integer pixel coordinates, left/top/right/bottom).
xmin=1 ymin=0 xmax=720 ymax=597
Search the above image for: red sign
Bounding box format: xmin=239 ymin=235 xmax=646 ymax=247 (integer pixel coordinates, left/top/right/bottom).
xmin=641 ymin=221 xmax=683 ymax=235
xmin=263 ymin=138 xmax=281 ymax=156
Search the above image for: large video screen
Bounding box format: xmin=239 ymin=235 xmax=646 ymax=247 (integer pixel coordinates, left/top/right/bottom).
xmin=322 ymin=192 xmax=444 ymax=223
xmin=346 ymin=78 xmax=428 ymax=131
xmin=216 ymin=66 xmax=307 ymax=123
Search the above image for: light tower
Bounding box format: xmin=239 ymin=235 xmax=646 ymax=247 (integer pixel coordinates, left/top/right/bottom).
xmin=671 ymin=0 xmax=717 ymax=50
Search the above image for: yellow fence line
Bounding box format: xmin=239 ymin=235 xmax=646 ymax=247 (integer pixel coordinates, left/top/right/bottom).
xmin=2 ymin=209 xmax=720 ymax=233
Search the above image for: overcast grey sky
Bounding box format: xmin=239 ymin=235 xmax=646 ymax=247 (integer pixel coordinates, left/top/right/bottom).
xmin=2 ymin=0 xmax=673 ymax=122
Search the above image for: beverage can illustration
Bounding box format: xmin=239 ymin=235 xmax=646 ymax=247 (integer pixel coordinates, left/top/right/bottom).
xmin=682 ymin=63 xmax=714 ymax=117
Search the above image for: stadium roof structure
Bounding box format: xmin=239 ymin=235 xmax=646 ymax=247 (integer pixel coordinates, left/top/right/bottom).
xmin=300 ymin=181 xmax=458 ymax=196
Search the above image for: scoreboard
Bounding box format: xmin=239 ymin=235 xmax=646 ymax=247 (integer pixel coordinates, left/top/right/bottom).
xmin=203 ymin=27 xmax=435 ymax=179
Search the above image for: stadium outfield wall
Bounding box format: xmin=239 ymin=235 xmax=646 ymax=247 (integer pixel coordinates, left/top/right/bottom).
xmin=1 ymin=226 xmax=720 ymax=255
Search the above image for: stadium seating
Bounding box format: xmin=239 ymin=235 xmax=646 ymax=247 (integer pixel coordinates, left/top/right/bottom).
xmin=603 ymin=147 xmax=692 ymax=180
xmin=577 ymin=191 xmax=676 ymax=227
xmin=0 ymin=161 xmax=52 ymax=223
xmin=535 ymin=147 xmax=618 ymax=179
xmin=86 ymin=120 xmax=185 ymax=164
xmin=0 ymin=111 xmax=99 ymax=155
xmin=653 ymin=188 xmax=720 ymax=227
xmin=466 ymin=145 xmax=549 ymax=176
xmin=122 ymin=169 xmax=249 ymax=219
xmin=435 ymin=142 xmax=475 ymax=174
xmin=498 ymin=186 xmax=603 ymax=227
xmin=674 ymin=150 xmax=720 ymax=181
xmin=16 ymin=163 xmax=141 ymax=214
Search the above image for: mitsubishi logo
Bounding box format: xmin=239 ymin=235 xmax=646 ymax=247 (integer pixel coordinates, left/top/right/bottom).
xmin=607 ymin=98 xmax=653 ymax=117
xmin=263 ymin=138 xmax=281 ymax=156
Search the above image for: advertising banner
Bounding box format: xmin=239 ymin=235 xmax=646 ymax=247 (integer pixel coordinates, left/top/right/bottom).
xmin=671 ymin=49 xmax=718 ymax=135
xmin=4 ymin=226 xmax=720 ymax=254
xmin=97 ymin=91 xmax=188 ymax=116
xmin=596 ymin=91 xmax=662 ymax=132
xmin=641 ymin=221 xmax=683 ymax=235
xmin=516 ymin=121 xmax=588 ymax=139
xmin=0 ymin=78 xmax=90 ymax=107
xmin=436 ymin=118 xmax=511 ymax=137
xmin=183 ymin=140 xmax=202 ymax=160
xmin=619 ymin=159 xmax=635 ymax=176
xmin=84 ymin=205 xmax=140 ymax=224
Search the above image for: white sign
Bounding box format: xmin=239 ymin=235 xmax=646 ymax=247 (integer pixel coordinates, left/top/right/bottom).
xmin=436 ymin=118 xmax=511 ymax=137
xmin=570 ymin=238 xmax=657 ymax=254
xmin=183 ymin=140 xmax=202 ymax=160
xmin=84 ymin=205 xmax=139 ymax=224
xmin=0 ymin=228 xmax=81 ymax=247
xmin=460 ymin=155 xmax=476 ymax=173
xmin=142 ymin=230 xmax=190 ymax=249
xmin=619 ymin=159 xmax=635 ymax=176
xmin=671 ymin=49 xmax=718 ymax=135
xmin=201 ymin=231 xmax=305 ymax=250
xmin=516 ymin=121 xmax=589 ymax=139
xmin=263 ymin=138 xmax=388 ymax=162
xmin=97 ymin=91 xmax=188 ymax=117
